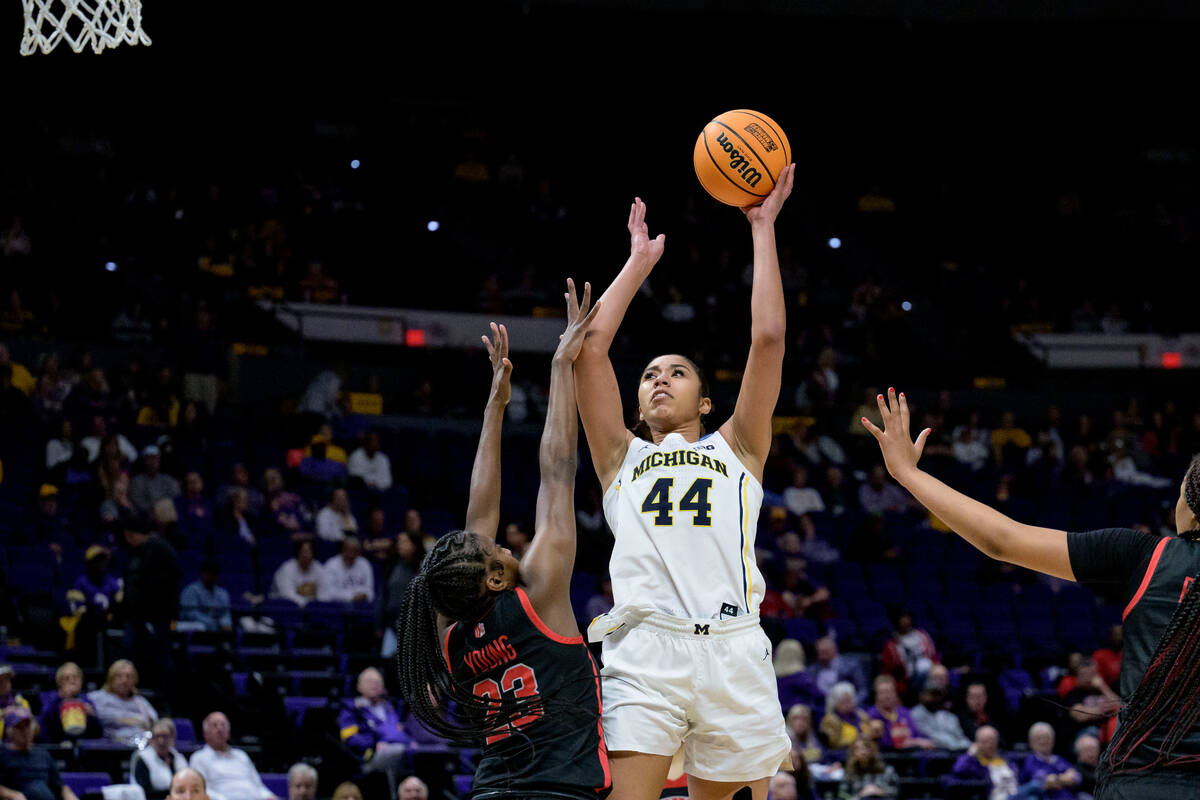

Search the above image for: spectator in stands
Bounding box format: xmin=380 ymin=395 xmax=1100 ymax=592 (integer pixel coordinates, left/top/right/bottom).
xmin=190 ymin=711 xmax=279 ymax=800
xmin=957 ymin=682 xmax=1006 ymax=745
xmin=181 ymin=307 xmax=223 ymax=415
xmin=402 ymin=509 xmax=430 ymax=550
xmin=0 ymin=344 xmax=33 ymax=395
xmin=396 ymin=777 xmax=427 ymax=800
xmin=168 ymin=768 xmax=208 ymax=800
xmin=809 ymin=637 xmax=868 ymax=705
xmin=880 ymin=609 xmax=939 ymax=694
xmin=94 ymin=435 xmax=131 ymax=503
xmin=909 ymin=683 xmax=970 ymax=751
xmin=339 ymin=667 xmax=409 ymax=796
xmin=1074 ymin=734 xmax=1099 ymax=797
xmin=264 ymin=469 xmax=311 ymax=537
xmin=272 ymin=540 xmax=325 ymax=607
xmin=100 ymin=472 xmax=136 ymax=526
xmin=785 ymin=466 xmax=826 ymax=518
xmin=858 ymin=465 xmax=909 ymax=515
xmin=132 ymin=718 xmax=189 ymax=799
xmin=37 ymin=662 xmax=101 ymax=742
xmin=0 ymin=666 xmax=32 ymax=740
xmin=64 ymin=366 xmax=113 ymax=433
xmin=348 ymin=432 xmax=392 ymax=491
xmin=502 ymin=522 xmax=530 ymax=559
xmin=822 ymin=466 xmax=853 ymax=517
xmin=0 ymin=706 xmax=80 ymax=800
xmin=837 ymin=738 xmax=897 ymax=799
xmin=768 ymin=771 xmax=799 ymax=800
xmin=1062 ymin=658 xmax=1120 ymax=740
xmin=29 ymin=484 xmax=72 ymax=552
xmin=179 ymin=561 xmax=233 ymax=632
xmin=306 ymin=424 xmax=347 ymax=464
xmin=378 ymin=531 xmax=424 ymax=658
xmin=121 ymin=513 xmax=181 ymax=690
xmin=991 ymin=411 xmax=1032 ymax=467
xmin=131 ymin=445 xmax=181 ymax=516
xmin=138 ymin=366 xmax=181 ymax=429
xmin=820 ymin=681 xmax=871 ymax=750
xmin=584 ymin=575 xmax=614 ymax=622
xmin=321 ymin=536 xmax=373 ymax=603
xmin=362 ymin=509 xmax=393 ymax=562
xmin=286 ymin=764 xmax=317 ymax=800
xmin=868 ymin=675 xmax=933 ymax=751
xmin=223 ymin=487 xmax=260 ymax=546
xmin=775 ymin=640 xmax=824 ymax=715
xmin=786 ymin=704 xmax=824 ymax=765
xmin=316 ymin=488 xmax=358 ymax=542
xmin=45 ymin=419 xmax=73 ymax=475
xmin=176 ymin=472 xmax=216 ymax=543
xmin=217 ymin=464 xmax=264 ymax=521
xmin=1019 ymin=722 xmax=1080 ymax=800
xmin=0 ymin=364 xmax=32 ymax=438
xmin=950 ymin=726 xmax=1020 ymax=798
xmin=63 ymin=546 xmax=123 ymax=657
xmin=88 ymin=659 xmax=158 ymax=746
xmin=1092 ymin=625 xmax=1122 ymax=688
xmin=330 ymin=783 xmax=362 ymax=800
xmin=81 ymin=415 xmax=137 ymax=465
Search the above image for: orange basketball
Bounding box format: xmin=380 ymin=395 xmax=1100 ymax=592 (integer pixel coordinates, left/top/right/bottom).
xmin=693 ymin=109 xmax=791 ymax=207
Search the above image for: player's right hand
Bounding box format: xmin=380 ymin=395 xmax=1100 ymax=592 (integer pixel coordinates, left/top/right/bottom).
xmin=628 ymin=197 xmax=666 ymax=267
xmin=482 ymin=322 xmax=513 ymax=406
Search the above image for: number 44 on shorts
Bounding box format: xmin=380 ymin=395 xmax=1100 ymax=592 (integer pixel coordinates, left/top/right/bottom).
xmin=640 ymin=477 xmax=713 ymax=526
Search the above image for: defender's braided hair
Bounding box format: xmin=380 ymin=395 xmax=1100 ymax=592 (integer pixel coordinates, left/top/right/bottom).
xmin=1103 ymin=454 xmax=1200 ymax=778
xmin=395 ymin=531 xmax=547 ymax=744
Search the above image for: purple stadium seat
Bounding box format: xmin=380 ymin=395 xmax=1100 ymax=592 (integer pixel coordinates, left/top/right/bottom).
xmin=261 ymin=773 xmax=289 ymax=798
xmin=61 ymin=772 xmax=113 ymax=795
xmin=454 ymin=775 xmax=473 ymax=796
xmin=174 ymin=717 xmax=196 ymax=746
xmin=783 ymin=618 xmax=820 ymax=645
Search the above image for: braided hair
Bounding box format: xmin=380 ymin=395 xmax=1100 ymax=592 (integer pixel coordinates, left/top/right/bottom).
xmin=631 ymin=355 xmax=711 ymax=441
xmin=395 ymin=531 xmax=544 ymax=744
xmin=1102 ymin=454 xmax=1200 ymax=779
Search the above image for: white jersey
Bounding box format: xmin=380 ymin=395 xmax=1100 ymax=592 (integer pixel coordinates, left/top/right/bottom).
xmin=602 ymin=430 xmax=765 ymax=619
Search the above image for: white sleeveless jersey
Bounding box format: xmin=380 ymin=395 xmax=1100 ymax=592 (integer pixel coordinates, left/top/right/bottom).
xmin=602 ymin=430 xmax=766 ymax=619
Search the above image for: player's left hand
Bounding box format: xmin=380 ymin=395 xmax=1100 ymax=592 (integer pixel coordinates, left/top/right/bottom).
xmin=482 ymin=322 xmax=513 ymax=406
xmin=554 ymin=278 xmax=601 ymax=364
xmin=742 ymin=163 xmax=795 ymax=225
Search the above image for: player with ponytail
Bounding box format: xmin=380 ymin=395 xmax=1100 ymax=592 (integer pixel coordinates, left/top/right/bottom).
xmin=865 ymin=391 xmax=1200 ymax=799
xmin=397 ymin=280 xmax=610 ymax=800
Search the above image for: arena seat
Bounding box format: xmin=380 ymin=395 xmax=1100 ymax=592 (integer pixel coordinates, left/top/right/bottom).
xmin=260 ymin=773 xmax=289 ymax=798
xmin=61 ymin=772 xmax=113 ymax=796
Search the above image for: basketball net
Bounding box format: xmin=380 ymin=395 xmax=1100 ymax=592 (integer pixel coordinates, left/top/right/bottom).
xmin=21 ymin=0 xmax=150 ymax=55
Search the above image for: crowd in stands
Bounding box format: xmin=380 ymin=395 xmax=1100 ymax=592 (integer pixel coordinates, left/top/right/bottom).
xmin=3 ymin=83 xmax=1200 ymax=800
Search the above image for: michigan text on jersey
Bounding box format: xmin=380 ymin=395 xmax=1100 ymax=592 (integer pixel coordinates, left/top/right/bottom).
xmin=630 ymin=449 xmax=729 ymax=482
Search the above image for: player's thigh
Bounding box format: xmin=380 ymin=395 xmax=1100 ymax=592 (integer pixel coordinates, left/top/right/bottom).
xmin=607 ymin=750 xmax=674 ymax=800
xmin=686 ymin=775 xmax=769 ymax=800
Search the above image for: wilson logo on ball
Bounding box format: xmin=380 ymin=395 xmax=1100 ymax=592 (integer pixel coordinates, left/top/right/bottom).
xmin=714 ymin=132 xmax=763 ymax=188
xmin=742 ymin=123 xmax=778 ymax=153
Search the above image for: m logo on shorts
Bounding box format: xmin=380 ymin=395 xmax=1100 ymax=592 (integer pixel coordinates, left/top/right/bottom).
xmin=694 ymin=624 xmax=710 ymax=635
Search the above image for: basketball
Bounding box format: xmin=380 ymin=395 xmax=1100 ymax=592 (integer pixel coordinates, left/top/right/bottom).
xmin=693 ymin=109 xmax=791 ymax=207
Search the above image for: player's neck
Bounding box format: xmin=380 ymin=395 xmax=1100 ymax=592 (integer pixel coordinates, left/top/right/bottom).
xmin=650 ymin=422 xmax=704 ymax=445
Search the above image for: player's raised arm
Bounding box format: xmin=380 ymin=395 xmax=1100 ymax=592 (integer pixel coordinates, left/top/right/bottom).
xmin=463 ymin=322 xmax=512 ymax=542
xmin=522 ymin=280 xmax=601 ymax=630
xmin=862 ymin=388 xmax=1075 ymax=581
xmin=720 ymin=163 xmax=795 ymax=481
xmin=574 ymin=199 xmax=665 ymax=491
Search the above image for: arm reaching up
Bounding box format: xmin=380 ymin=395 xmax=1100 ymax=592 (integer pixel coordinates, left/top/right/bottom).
xmin=463 ymin=322 xmax=512 ymax=542
xmin=720 ymin=163 xmax=795 ymax=481
xmin=574 ymin=198 xmax=665 ymax=491
xmin=522 ymin=279 xmax=601 ymax=635
xmin=862 ymin=388 xmax=1075 ymax=580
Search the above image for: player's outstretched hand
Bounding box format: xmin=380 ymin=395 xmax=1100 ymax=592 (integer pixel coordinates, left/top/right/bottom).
xmin=742 ymin=163 xmax=796 ymax=226
xmin=482 ymin=322 xmax=513 ymax=406
xmin=555 ymin=278 xmax=601 ymax=364
xmin=628 ymin=197 xmax=666 ymax=268
xmin=860 ymin=387 xmax=931 ymax=484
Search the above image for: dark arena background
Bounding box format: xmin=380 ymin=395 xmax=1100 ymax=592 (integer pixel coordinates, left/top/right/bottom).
xmin=3 ymin=1 xmax=1200 ymax=799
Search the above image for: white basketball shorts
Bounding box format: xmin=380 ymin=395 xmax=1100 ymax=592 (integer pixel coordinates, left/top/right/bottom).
xmin=593 ymin=608 xmax=790 ymax=783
